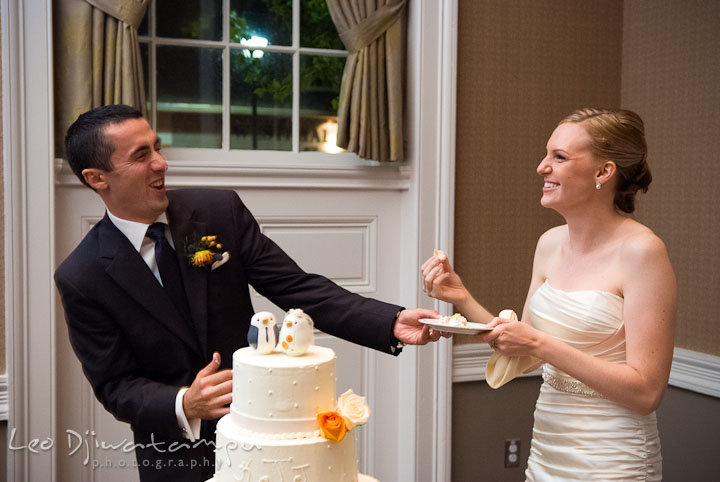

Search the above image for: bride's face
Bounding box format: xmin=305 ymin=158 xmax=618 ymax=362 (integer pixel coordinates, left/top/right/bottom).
xmin=536 ymin=122 xmax=600 ymax=211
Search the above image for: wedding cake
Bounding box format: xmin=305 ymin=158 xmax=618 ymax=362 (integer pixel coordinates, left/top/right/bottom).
xmin=207 ymin=310 xmax=379 ymax=482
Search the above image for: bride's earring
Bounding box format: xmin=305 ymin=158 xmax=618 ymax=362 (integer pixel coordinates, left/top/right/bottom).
xmin=595 ymin=181 xmax=602 ymax=190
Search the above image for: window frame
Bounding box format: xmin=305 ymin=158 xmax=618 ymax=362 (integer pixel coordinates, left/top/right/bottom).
xmin=140 ymin=0 xmax=376 ymax=167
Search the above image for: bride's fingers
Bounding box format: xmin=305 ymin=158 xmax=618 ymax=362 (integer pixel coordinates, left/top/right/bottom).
xmin=485 ymin=317 xmax=503 ymax=328
xmin=424 ymin=270 xmax=451 ymax=296
xmin=440 ymin=256 xmax=453 ymax=272
xmin=421 ymin=258 xmax=441 ymax=277
xmin=421 ymin=255 xmax=441 ymax=271
xmin=486 ymin=316 xmax=514 ymax=329
xmin=423 ymin=265 xmax=442 ymax=286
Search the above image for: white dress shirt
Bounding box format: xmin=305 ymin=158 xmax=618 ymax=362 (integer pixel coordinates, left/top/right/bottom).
xmin=106 ymin=210 xmax=201 ymax=441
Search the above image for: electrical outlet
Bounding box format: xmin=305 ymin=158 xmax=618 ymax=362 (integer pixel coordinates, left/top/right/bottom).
xmin=504 ymin=439 xmax=521 ymax=468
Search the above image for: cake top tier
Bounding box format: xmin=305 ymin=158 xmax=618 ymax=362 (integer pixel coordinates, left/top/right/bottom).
xmin=234 ymin=345 xmax=335 ymax=368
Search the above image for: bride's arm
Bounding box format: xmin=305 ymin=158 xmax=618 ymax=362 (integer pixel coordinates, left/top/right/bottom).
xmin=421 ymin=251 xmax=494 ymax=324
xmin=488 ymin=231 xmax=676 ymax=415
xmin=421 ymin=225 xmax=556 ymax=326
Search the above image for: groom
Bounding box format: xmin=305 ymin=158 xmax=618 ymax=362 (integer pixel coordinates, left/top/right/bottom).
xmin=54 ymin=104 xmax=442 ymax=481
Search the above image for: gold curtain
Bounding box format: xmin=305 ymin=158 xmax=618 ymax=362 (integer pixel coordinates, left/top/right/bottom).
xmin=54 ymin=0 xmax=149 ymax=155
xmin=326 ymin=0 xmax=408 ymax=162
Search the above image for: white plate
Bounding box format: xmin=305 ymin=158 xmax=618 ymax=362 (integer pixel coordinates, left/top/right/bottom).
xmin=419 ymin=318 xmax=492 ymax=335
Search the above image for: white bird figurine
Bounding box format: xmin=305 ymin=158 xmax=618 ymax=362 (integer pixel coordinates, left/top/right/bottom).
xmin=247 ymin=311 xmax=278 ymax=355
xmin=278 ymin=308 xmax=314 ymax=356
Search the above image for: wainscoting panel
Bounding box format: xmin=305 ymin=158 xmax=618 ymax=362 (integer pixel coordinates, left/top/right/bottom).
xmin=258 ymin=216 xmax=377 ymax=292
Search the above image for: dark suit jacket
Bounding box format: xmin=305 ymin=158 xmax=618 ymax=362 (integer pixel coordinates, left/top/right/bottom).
xmin=54 ymin=189 xmax=402 ymax=481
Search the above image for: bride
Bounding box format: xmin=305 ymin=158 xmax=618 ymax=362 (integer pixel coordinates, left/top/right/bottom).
xmin=422 ymin=108 xmax=676 ymax=481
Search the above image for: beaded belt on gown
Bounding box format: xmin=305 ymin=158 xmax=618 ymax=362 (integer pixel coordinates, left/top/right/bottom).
xmin=542 ymin=366 xmax=604 ymax=398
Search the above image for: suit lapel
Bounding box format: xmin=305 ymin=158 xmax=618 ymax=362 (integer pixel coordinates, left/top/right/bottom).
xmin=98 ymin=216 xmax=203 ymax=357
xmin=167 ymin=194 xmax=210 ymax=358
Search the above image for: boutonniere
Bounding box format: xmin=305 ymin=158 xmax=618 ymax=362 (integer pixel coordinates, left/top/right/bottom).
xmin=186 ymin=235 xmax=231 ymax=270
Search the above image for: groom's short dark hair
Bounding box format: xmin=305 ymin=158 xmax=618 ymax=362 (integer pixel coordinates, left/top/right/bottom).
xmin=65 ymin=104 xmax=143 ymax=189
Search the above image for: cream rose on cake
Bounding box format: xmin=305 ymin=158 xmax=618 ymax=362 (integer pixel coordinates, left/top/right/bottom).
xmin=338 ymin=389 xmax=370 ymax=429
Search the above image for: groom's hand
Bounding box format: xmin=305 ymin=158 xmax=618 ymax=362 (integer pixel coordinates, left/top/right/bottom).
xmin=393 ymin=308 xmax=450 ymax=345
xmin=183 ymin=352 xmax=233 ymax=420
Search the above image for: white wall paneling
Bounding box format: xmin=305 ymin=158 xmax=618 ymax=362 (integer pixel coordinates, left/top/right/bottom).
xmin=3 ymin=0 xmax=57 ymax=480
xmin=258 ymin=216 xmax=377 ymax=293
xmin=400 ymin=0 xmax=458 ymax=481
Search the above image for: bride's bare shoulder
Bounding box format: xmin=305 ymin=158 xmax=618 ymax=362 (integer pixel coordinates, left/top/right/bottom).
xmin=619 ymin=221 xmax=669 ymax=264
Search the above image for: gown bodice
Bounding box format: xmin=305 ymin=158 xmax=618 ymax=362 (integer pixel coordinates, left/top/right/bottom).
xmin=530 ymin=280 xmax=626 ymax=396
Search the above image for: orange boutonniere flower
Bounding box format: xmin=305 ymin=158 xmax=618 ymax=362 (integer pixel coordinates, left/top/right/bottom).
xmin=317 ymin=411 xmax=348 ymax=442
xmin=185 ymin=235 xmax=230 ymax=270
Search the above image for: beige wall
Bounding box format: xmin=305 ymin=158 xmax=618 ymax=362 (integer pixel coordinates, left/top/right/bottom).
xmin=622 ymin=0 xmax=720 ymax=354
xmin=455 ymin=0 xmax=720 ymax=353
xmin=454 ymin=0 xmax=622 ymax=327
xmin=453 ymin=0 xmax=720 ymax=481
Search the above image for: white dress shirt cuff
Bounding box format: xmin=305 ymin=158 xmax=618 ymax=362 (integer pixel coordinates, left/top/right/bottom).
xmin=175 ymin=387 xmax=201 ymax=441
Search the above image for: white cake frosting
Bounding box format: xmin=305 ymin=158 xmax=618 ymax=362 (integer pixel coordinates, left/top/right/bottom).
xmin=209 ymin=345 xmax=377 ymax=482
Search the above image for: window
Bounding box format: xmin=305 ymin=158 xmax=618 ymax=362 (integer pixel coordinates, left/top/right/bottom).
xmin=139 ymin=0 xmax=351 ymax=161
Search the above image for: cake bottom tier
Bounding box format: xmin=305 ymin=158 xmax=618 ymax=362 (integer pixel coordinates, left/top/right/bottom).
xmin=211 ymin=414 xmax=365 ymax=482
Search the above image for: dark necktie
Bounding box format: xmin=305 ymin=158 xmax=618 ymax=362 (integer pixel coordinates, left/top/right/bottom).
xmin=145 ymin=223 xmax=194 ymax=329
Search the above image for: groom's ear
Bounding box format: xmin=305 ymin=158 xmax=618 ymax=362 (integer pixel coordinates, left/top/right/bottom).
xmin=82 ymin=168 xmax=109 ymax=191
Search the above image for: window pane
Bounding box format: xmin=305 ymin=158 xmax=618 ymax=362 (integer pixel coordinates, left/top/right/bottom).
xmin=156 ymin=0 xmax=223 ymax=41
xmin=230 ymin=50 xmax=292 ymax=150
xmin=230 ymin=0 xmax=292 ymax=47
xmin=157 ymin=46 xmax=222 ymax=148
xmin=138 ymin=7 xmax=149 ymax=36
xmin=300 ymin=55 xmax=345 ymax=153
xmin=300 ymin=0 xmax=344 ymax=50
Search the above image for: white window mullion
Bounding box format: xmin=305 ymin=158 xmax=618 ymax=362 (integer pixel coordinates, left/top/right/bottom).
xmin=222 ymin=0 xmax=231 ymax=151
xmin=292 ymin=0 xmax=300 ymax=153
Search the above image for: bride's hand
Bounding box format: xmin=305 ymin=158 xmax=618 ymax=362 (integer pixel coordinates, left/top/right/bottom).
xmin=421 ymin=250 xmax=469 ymax=305
xmin=480 ymin=317 xmax=542 ymax=358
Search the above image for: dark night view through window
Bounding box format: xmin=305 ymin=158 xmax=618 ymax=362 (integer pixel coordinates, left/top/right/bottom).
xmin=139 ymin=0 xmax=347 ymax=155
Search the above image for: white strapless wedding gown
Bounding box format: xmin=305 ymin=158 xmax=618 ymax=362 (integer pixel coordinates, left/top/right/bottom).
xmin=525 ymin=281 xmax=662 ymax=481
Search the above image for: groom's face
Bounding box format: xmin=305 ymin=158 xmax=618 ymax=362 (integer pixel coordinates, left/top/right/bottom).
xmin=100 ymin=118 xmax=169 ymax=223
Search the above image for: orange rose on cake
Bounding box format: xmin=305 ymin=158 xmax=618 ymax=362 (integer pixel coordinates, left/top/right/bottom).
xmin=317 ymin=411 xmax=348 ymax=442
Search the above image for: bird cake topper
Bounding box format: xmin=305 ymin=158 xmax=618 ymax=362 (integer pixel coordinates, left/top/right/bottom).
xmin=247 ymin=309 xmax=315 ymax=356
xmin=247 ymin=311 xmax=278 ymax=355
xmin=278 ymin=308 xmax=314 ymax=356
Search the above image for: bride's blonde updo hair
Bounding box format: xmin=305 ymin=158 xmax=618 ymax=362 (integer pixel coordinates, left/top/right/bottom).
xmin=560 ymin=107 xmax=652 ymax=213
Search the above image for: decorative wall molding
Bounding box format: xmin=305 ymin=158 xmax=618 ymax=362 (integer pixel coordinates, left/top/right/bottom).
xmin=453 ymin=343 xmax=720 ymax=399
xmin=257 ymin=216 xmax=377 ymax=293
xmin=404 ymin=0 xmax=458 ymax=481
xmin=3 ymin=0 xmax=57 ymax=480
xmin=668 ymin=347 xmax=720 ymax=398
xmin=0 ymin=373 xmax=8 ymax=420
xmin=55 ymin=159 xmax=413 ymax=191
